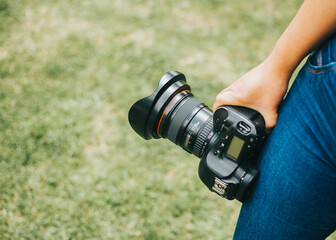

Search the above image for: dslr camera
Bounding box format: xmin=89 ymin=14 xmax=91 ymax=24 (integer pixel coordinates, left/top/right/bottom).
xmin=128 ymin=71 xmax=266 ymax=202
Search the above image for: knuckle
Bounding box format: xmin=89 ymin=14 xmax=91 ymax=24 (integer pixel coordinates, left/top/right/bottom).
xmin=215 ymin=94 xmax=223 ymax=102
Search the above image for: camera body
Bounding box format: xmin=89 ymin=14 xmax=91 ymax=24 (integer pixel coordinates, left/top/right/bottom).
xmin=199 ymin=105 xmax=266 ymax=201
xmin=128 ymin=71 xmax=267 ymax=202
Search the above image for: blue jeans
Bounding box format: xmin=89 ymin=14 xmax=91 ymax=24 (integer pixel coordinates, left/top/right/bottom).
xmin=233 ymin=35 xmax=336 ymax=240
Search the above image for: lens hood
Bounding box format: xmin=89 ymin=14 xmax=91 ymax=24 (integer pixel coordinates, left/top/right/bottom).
xmin=128 ymin=71 xmax=191 ymax=140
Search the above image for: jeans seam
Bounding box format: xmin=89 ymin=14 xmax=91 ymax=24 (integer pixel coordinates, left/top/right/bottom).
xmin=306 ymin=65 xmax=336 ymax=74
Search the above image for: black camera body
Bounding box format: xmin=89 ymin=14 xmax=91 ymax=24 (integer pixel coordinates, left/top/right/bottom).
xmin=199 ymin=105 xmax=266 ymax=201
xmin=129 ymin=71 xmax=266 ymax=202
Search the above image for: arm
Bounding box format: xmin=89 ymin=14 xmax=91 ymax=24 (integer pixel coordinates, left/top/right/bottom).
xmin=213 ymin=0 xmax=336 ymax=129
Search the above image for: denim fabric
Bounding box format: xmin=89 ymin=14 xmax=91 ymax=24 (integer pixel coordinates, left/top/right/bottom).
xmin=233 ymin=34 xmax=336 ymax=240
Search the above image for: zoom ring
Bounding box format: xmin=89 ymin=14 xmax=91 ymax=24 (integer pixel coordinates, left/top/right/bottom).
xmin=193 ymin=116 xmax=213 ymax=158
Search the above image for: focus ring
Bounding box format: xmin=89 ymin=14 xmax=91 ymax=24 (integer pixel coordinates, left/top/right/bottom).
xmin=167 ymin=98 xmax=202 ymax=143
xmin=193 ymin=116 xmax=213 ymax=158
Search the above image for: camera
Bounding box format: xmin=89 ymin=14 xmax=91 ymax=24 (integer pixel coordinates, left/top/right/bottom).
xmin=128 ymin=71 xmax=266 ymax=202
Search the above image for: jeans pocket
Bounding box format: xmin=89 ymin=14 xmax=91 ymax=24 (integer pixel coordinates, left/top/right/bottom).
xmin=306 ymin=35 xmax=336 ymax=74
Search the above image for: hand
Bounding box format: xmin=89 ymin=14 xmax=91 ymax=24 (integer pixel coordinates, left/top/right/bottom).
xmin=213 ymin=57 xmax=290 ymax=130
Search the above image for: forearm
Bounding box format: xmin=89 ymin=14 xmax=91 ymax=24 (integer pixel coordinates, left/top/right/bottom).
xmin=214 ymin=0 xmax=336 ymax=128
xmin=267 ymin=0 xmax=336 ymax=77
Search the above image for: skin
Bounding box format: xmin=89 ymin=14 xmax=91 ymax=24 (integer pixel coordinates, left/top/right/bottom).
xmin=213 ymin=0 xmax=336 ymax=129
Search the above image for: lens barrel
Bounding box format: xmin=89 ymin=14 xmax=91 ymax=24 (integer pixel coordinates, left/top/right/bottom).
xmin=163 ymin=94 xmax=214 ymax=158
xmin=129 ymin=71 xmax=215 ymax=158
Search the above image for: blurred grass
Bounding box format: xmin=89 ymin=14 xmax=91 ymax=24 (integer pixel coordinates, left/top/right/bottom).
xmin=0 ymin=0 xmax=335 ymax=239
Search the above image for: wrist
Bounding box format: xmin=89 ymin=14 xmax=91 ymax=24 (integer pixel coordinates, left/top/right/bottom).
xmin=266 ymin=28 xmax=311 ymax=78
xmin=264 ymin=47 xmax=299 ymax=81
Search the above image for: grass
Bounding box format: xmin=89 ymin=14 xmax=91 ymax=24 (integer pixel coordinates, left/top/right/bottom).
xmin=0 ymin=0 xmax=335 ymax=239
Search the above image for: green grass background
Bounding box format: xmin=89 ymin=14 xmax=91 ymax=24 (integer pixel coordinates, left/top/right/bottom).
xmin=0 ymin=0 xmax=335 ymax=239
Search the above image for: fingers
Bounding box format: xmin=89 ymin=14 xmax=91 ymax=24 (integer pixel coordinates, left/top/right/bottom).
xmin=257 ymin=110 xmax=278 ymax=130
xmin=213 ymin=90 xmax=278 ymax=130
xmin=213 ymin=90 xmax=237 ymax=112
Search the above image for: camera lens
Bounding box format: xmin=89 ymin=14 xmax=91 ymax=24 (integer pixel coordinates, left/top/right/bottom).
xmin=161 ymin=92 xmax=214 ymax=158
xmin=128 ymin=71 xmax=216 ymax=158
